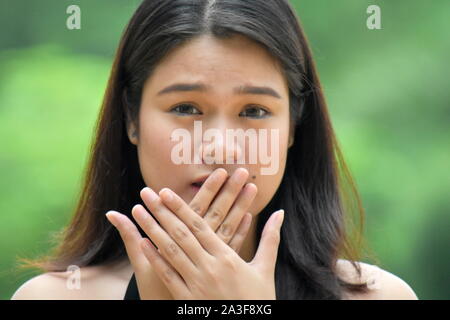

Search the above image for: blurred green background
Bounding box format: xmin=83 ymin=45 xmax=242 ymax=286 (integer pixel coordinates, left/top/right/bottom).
xmin=0 ymin=0 xmax=448 ymax=300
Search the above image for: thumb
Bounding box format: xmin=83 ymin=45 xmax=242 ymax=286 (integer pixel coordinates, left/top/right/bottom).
xmin=251 ymin=209 xmax=284 ymax=273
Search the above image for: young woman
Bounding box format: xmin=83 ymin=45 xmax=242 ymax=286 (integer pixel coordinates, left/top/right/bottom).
xmin=12 ymin=0 xmax=418 ymax=300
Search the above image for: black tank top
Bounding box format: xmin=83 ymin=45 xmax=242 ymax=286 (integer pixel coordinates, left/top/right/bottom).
xmin=123 ymin=273 xmax=141 ymax=300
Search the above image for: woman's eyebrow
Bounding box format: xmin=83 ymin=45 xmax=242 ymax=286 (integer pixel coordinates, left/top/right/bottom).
xmin=157 ymin=82 xmax=282 ymax=99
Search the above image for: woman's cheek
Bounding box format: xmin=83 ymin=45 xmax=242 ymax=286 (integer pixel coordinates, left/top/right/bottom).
xmin=137 ymin=123 xmax=181 ymax=191
xmin=249 ymin=158 xmax=287 ymax=216
xmin=248 ymin=134 xmax=289 ymax=216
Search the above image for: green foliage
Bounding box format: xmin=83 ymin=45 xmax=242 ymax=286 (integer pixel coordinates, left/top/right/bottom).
xmin=0 ymin=45 xmax=110 ymax=298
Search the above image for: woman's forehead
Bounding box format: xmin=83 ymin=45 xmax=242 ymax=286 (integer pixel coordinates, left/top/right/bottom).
xmin=145 ymin=35 xmax=289 ymax=98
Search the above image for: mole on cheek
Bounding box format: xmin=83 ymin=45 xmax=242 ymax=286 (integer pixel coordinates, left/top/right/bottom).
xmin=252 ymin=175 xmax=256 ymax=179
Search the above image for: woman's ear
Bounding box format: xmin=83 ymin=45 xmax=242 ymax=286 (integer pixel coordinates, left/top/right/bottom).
xmin=123 ymin=90 xmax=139 ymax=145
xmin=126 ymin=120 xmax=139 ymax=146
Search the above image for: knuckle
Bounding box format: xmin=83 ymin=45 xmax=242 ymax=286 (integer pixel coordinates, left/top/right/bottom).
xmin=204 ymin=266 xmax=219 ymax=282
xmin=189 ymin=279 xmax=207 ymax=296
xmin=172 ymin=225 xmax=189 ymax=242
xmin=190 ymin=203 xmax=204 ymax=215
xmin=164 ymin=242 xmax=179 ymax=257
xmin=221 ymin=253 xmax=238 ymax=271
xmin=172 ymin=197 xmax=184 ymax=212
xmin=141 ymin=216 xmax=154 ymax=230
xmin=191 ymin=218 xmax=205 ymax=235
xmin=218 ymin=223 xmax=232 ymax=240
xmin=221 ymin=253 xmax=234 ymax=266
xmin=162 ymin=268 xmax=176 ymax=284
xmin=209 ymin=207 xmax=224 ymax=221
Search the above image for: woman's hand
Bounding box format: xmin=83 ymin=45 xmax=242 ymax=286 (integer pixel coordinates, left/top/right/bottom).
xmin=185 ymin=168 xmax=257 ymax=251
xmin=106 ymin=168 xmax=258 ymax=299
xmin=135 ymin=187 xmax=285 ymax=300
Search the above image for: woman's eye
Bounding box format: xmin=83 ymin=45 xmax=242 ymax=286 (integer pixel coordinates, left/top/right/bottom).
xmin=239 ymin=106 xmax=270 ymax=119
xmin=170 ymin=103 xmax=202 ymax=116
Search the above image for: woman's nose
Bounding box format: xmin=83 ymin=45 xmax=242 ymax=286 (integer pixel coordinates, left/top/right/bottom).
xmin=200 ymin=128 xmax=244 ymax=165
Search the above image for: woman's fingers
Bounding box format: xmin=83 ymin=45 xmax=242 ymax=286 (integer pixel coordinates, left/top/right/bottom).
xmin=189 ymin=167 xmax=256 ymax=250
xmin=204 ymin=168 xmax=249 ymax=232
xmin=228 ymin=212 xmax=253 ymax=253
xmin=139 ymin=237 xmax=191 ymax=299
xmin=158 ymin=187 xmax=228 ymax=256
xmin=105 ymin=211 xmax=149 ymax=272
xmin=139 ymin=188 xmax=213 ymax=264
xmin=252 ymin=209 xmax=284 ymax=274
xmin=106 ymin=210 xmax=177 ymax=300
xmin=216 ymin=182 xmax=257 ymax=244
xmin=131 ymin=204 xmax=199 ymax=280
xmin=189 ymin=168 xmax=228 ymax=216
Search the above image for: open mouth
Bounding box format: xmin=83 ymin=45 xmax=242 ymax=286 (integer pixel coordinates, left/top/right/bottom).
xmin=191 ymin=182 xmax=204 ymax=188
xmin=191 ymin=174 xmax=210 ymax=191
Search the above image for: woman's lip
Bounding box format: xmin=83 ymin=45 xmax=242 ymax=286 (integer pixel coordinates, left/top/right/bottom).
xmin=190 ymin=184 xmax=201 ymax=194
xmin=192 ymin=173 xmax=212 ymax=185
xmin=191 ymin=182 xmax=204 ymax=187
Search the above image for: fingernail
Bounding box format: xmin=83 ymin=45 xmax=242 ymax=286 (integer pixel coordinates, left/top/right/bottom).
xmin=233 ymin=168 xmax=248 ymax=182
xmin=245 ymin=183 xmax=257 ymax=192
xmin=160 ymin=188 xmax=173 ymax=201
xmin=276 ymin=209 xmax=284 ymax=227
xmin=219 ymin=168 xmax=229 ymax=178
xmin=105 ymin=211 xmax=118 ymax=227
xmin=144 ymin=187 xmax=158 ymax=201
xmin=132 ymin=204 xmax=146 ymax=220
xmin=214 ymin=168 xmax=228 ymax=181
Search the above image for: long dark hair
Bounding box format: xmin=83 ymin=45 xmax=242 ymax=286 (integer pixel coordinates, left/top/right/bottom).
xmin=19 ymin=0 xmax=377 ymax=299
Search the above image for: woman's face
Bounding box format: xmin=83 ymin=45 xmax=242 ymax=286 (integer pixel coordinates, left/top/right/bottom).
xmin=127 ymin=34 xmax=292 ymax=217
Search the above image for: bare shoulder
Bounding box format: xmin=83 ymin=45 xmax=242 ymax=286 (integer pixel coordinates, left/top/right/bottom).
xmin=336 ymin=259 xmax=419 ymax=300
xmin=11 ymin=259 xmax=133 ymax=300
